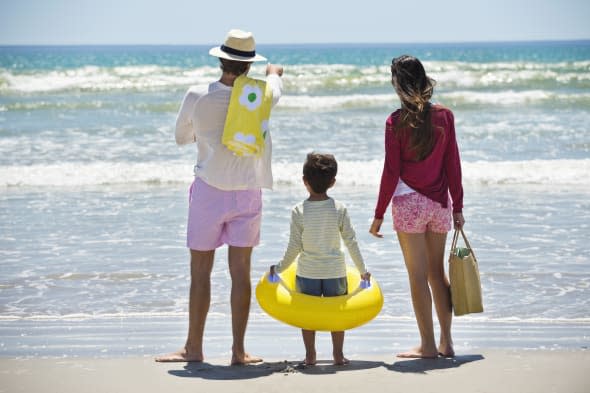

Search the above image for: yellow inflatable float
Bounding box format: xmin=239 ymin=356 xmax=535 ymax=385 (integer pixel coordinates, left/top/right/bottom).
xmin=255 ymin=263 xmax=383 ymax=331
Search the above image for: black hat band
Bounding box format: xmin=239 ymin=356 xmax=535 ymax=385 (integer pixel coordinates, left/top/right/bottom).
xmin=220 ymin=45 xmax=256 ymax=58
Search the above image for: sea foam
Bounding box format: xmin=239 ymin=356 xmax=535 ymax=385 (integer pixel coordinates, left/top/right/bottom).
xmin=1 ymin=159 xmax=588 ymax=188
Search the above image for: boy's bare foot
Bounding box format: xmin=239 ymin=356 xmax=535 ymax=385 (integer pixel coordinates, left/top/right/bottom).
xmin=155 ymin=348 xmax=203 ymax=363
xmin=333 ymin=356 xmax=350 ymax=366
xmin=231 ymin=353 xmax=263 ymax=366
xmin=397 ymin=346 xmax=438 ymax=359
xmin=304 ymin=353 xmax=317 ymax=366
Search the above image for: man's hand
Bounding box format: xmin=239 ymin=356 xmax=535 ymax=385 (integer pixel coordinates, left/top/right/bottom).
xmin=266 ymin=63 xmax=283 ymax=77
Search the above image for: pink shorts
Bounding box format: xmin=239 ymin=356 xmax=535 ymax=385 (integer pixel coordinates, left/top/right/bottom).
xmin=392 ymin=192 xmax=452 ymax=234
xmin=186 ymin=178 xmax=262 ymax=251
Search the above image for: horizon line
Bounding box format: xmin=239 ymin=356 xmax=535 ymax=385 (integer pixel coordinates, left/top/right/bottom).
xmin=1 ymin=38 xmax=589 ymax=47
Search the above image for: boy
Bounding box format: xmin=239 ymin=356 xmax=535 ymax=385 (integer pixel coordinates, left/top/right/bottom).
xmin=270 ymin=153 xmax=371 ymax=365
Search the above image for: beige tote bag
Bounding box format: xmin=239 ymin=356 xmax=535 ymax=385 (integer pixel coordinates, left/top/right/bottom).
xmin=449 ymin=228 xmax=484 ymax=316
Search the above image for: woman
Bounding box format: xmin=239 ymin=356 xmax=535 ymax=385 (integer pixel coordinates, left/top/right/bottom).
xmin=369 ymin=55 xmax=465 ymax=359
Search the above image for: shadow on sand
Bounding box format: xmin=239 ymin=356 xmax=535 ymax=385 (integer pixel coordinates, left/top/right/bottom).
xmin=166 ymin=355 xmax=483 ymax=379
xmin=167 ymin=359 xmax=384 ymax=380
xmin=386 ymin=354 xmax=485 ymax=374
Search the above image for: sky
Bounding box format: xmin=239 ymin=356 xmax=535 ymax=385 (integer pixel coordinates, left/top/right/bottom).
xmin=1 ymin=0 xmax=589 ymax=45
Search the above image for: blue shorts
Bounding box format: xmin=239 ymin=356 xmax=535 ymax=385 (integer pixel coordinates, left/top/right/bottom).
xmin=296 ymin=276 xmax=348 ymax=297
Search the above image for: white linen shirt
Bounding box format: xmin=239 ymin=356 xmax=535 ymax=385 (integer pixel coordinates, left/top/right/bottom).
xmin=175 ymin=74 xmax=283 ymax=190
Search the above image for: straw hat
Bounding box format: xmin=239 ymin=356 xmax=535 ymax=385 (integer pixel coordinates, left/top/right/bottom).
xmin=209 ymin=29 xmax=267 ymax=62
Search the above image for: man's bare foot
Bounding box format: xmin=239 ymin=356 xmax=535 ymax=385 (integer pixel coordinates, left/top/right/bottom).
xmin=155 ymin=348 xmax=203 ymax=363
xmin=230 ymin=353 xmax=263 ymax=366
xmin=333 ymin=356 xmax=350 ymax=366
xmin=397 ymin=346 xmax=438 ymax=359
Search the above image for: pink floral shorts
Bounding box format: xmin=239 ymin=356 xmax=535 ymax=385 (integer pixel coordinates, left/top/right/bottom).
xmin=392 ymin=192 xmax=452 ymax=234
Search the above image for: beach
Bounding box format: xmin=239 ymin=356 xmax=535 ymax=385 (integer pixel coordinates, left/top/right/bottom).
xmin=1 ymin=42 xmax=589 ymax=390
xmin=1 ymin=350 xmax=589 ymax=393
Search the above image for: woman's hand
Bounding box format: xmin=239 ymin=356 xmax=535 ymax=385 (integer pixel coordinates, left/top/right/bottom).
xmin=369 ymin=218 xmax=384 ymax=238
xmin=453 ymin=212 xmax=465 ymax=230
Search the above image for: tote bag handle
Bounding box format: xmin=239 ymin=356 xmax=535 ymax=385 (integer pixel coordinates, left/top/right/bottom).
xmin=451 ymin=228 xmax=477 ymax=262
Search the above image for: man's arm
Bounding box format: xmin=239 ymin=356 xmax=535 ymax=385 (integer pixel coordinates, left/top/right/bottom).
xmin=175 ymin=89 xmax=200 ymax=145
xmin=265 ymin=64 xmax=283 ymax=108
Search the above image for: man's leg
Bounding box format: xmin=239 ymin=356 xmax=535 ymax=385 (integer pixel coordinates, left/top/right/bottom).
xmin=228 ymin=245 xmax=262 ymax=365
xmin=155 ymin=249 xmax=215 ymax=362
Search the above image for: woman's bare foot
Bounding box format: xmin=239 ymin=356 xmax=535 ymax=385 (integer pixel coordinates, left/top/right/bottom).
xmin=438 ymin=343 xmax=455 ymax=357
xmin=397 ymin=346 xmax=438 ymax=359
xmin=155 ymin=348 xmax=203 ymax=362
xmin=333 ymin=356 xmax=350 ymax=366
xmin=231 ymin=352 xmax=263 ymax=366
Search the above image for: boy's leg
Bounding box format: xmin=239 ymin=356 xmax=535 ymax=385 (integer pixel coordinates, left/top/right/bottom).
xmin=296 ymin=276 xmax=321 ymax=365
xmin=331 ymin=331 xmax=348 ymax=365
xmin=302 ymin=329 xmax=317 ymax=365
xmin=322 ymin=277 xmax=349 ymax=364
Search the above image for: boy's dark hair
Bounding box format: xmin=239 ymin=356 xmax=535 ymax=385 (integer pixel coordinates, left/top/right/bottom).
xmin=303 ymin=153 xmax=338 ymax=194
xmin=219 ymin=58 xmax=251 ymax=76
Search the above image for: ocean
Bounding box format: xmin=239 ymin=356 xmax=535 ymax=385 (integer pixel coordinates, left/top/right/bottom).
xmin=1 ymin=41 xmax=589 ymax=359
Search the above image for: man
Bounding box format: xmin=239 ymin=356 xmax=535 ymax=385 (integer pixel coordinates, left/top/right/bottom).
xmin=156 ymin=29 xmax=283 ymax=365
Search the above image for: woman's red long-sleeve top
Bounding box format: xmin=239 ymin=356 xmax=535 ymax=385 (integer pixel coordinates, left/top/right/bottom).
xmin=374 ymin=105 xmax=464 ymax=219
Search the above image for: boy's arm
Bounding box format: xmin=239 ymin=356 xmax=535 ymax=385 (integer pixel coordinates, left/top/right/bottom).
xmin=274 ymin=207 xmax=303 ymax=273
xmin=340 ymin=207 xmax=368 ymax=274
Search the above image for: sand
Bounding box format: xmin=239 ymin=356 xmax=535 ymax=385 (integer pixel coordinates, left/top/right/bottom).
xmin=1 ymin=349 xmax=588 ymax=393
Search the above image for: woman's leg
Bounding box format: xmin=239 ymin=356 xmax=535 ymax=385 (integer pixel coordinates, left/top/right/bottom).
xmin=425 ymin=231 xmax=454 ymax=356
xmin=396 ymin=232 xmax=438 ymax=358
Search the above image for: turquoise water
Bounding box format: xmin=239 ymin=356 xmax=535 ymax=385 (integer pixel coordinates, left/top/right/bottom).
xmin=0 ymin=41 xmax=589 ymax=358
xmin=3 ymin=41 xmax=590 ymax=70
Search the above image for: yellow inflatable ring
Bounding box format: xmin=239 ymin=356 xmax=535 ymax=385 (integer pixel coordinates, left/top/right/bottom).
xmin=255 ymin=263 xmax=383 ymax=331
